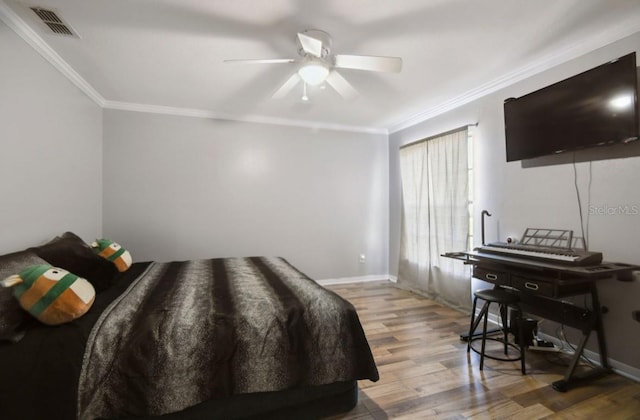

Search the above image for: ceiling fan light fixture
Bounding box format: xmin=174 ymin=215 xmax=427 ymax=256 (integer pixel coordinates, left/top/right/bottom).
xmin=230 ymin=29 xmax=401 ymax=100
xmin=298 ymin=60 xmax=329 ymax=86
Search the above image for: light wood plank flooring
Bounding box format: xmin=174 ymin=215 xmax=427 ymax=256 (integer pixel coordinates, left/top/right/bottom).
xmin=325 ymin=281 xmax=640 ymax=419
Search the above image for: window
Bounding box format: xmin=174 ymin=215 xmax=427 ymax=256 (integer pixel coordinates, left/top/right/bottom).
xmin=398 ymin=125 xmax=473 ymax=310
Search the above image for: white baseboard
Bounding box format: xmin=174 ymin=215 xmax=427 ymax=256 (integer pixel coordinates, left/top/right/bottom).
xmin=477 ymin=314 xmax=640 ymax=383
xmin=317 ymin=274 xmax=393 ymax=286
xmin=537 ymin=332 xmax=640 ymax=383
xmin=607 ymin=357 xmax=640 ymax=382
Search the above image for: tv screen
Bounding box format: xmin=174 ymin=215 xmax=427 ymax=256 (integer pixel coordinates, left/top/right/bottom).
xmin=504 ymin=52 xmax=639 ymax=162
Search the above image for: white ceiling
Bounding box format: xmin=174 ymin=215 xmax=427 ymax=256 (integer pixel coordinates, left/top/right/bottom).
xmin=2 ymin=0 xmax=640 ymax=133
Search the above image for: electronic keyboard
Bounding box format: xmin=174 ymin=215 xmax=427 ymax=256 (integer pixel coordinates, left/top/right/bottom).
xmin=477 ymin=242 xmax=603 ymax=266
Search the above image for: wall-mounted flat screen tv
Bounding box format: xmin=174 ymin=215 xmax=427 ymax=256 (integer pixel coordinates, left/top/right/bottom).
xmin=504 ymin=52 xmax=639 ymax=162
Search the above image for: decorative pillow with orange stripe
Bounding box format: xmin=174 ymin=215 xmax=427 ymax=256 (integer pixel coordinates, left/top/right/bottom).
xmin=1 ymin=265 xmax=95 ymax=326
xmin=91 ymin=239 xmax=132 ymax=272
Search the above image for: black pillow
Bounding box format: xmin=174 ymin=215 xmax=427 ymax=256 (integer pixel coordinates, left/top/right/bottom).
xmin=0 ymin=250 xmax=47 ymax=342
xmin=30 ymin=232 xmax=117 ymax=293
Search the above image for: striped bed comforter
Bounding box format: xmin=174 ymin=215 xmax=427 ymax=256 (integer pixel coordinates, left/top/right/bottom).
xmin=77 ymin=257 xmax=379 ymax=419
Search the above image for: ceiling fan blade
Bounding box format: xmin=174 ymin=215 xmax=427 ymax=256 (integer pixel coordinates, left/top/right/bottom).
xmin=334 ymin=54 xmax=402 ymax=73
xmin=326 ymin=71 xmax=358 ymax=100
xmin=297 ymin=32 xmax=323 ymax=57
xmin=272 ymin=73 xmax=301 ymax=99
xmin=224 ymin=58 xmax=296 ymax=64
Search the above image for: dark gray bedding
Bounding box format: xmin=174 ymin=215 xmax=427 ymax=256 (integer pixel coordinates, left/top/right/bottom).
xmin=77 ymin=257 xmax=379 ymax=419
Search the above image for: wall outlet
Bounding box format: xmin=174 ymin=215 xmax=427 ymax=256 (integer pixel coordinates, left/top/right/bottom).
xmin=359 ymin=254 xmax=366 ymax=264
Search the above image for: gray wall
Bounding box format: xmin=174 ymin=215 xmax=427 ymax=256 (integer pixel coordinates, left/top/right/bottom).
xmin=102 ymin=110 xmax=389 ymax=280
xmin=389 ymin=32 xmax=640 ymax=372
xmin=0 ymin=20 xmax=103 ymax=253
xmin=5 ymin=4 xmax=639 ymax=372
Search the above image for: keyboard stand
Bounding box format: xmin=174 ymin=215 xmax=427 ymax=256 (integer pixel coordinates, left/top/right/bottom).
xmin=443 ymin=250 xmax=638 ymax=392
xmin=520 ymin=282 xmax=611 ymax=392
xmin=552 ymin=317 xmax=610 ymax=392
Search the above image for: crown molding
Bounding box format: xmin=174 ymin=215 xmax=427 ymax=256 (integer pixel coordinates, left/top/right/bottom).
xmin=3 ymin=0 xmax=638 ymax=136
xmin=389 ymin=23 xmax=640 ymax=134
xmin=0 ymin=0 xmax=386 ymax=135
xmin=0 ymin=0 xmax=105 ymax=107
xmin=104 ymin=100 xmax=388 ymax=134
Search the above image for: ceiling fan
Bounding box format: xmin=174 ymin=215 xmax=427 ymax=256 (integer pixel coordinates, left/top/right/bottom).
xmin=224 ymin=29 xmax=402 ymax=100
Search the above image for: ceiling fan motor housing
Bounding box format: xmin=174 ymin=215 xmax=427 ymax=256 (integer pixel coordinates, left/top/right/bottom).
xmin=297 ymin=29 xmax=332 ymax=59
xmin=225 ymin=28 xmax=400 ymax=100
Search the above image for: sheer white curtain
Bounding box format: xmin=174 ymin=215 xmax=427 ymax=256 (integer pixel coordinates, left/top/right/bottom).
xmin=398 ymin=127 xmax=471 ymax=311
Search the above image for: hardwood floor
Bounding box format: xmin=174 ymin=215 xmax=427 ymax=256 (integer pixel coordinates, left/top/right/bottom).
xmin=325 ymin=281 xmax=640 ymax=419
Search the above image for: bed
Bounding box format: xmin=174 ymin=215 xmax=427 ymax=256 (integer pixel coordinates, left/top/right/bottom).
xmin=0 ymin=232 xmax=379 ymax=420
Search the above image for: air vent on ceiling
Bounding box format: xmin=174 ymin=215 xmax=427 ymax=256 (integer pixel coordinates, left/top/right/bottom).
xmin=30 ymin=6 xmax=79 ymax=37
